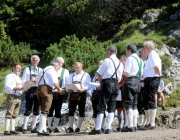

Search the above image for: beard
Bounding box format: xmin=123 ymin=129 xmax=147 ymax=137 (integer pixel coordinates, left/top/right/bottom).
xmin=16 ymin=71 xmax=20 ymax=75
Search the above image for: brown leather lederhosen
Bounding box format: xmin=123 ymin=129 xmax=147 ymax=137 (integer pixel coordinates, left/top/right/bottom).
xmin=36 ymin=69 xmax=53 ymax=115
xmin=68 ymin=72 xmax=86 ymax=117
xmin=5 ymin=75 xmax=22 ymax=119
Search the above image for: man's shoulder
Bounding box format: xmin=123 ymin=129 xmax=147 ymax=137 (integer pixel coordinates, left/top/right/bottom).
xmin=6 ymin=73 xmax=13 ymax=78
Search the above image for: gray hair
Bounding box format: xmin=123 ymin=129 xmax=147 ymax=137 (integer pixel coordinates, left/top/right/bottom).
xmin=99 ymin=60 xmax=103 ymax=63
xmin=56 ymin=57 xmax=64 ymax=63
xmin=50 ymin=60 xmax=60 ymax=66
xmin=126 ymin=44 xmax=137 ymax=53
xmin=31 ymin=55 xmax=40 ymax=62
xmin=108 ymin=45 xmax=117 ymax=54
xmin=120 ymin=55 xmax=127 ymax=60
xmin=75 ymin=62 xmax=83 ymax=67
xmin=143 ymin=41 xmax=155 ymax=50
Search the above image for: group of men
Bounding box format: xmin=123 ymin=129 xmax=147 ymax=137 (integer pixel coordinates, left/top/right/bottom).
xmin=3 ymin=40 xmax=163 ymax=136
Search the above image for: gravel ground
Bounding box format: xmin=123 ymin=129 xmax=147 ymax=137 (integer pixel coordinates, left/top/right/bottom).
xmin=0 ymin=129 xmax=180 ymax=140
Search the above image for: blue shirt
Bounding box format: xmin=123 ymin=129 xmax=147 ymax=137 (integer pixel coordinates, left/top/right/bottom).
xmin=158 ymin=79 xmax=164 ymax=90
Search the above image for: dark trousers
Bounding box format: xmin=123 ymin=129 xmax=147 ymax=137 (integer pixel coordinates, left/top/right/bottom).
xmin=47 ymin=92 xmax=64 ymax=118
xmin=97 ymin=78 xmax=119 ymax=114
xmin=144 ymin=77 xmax=160 ymax=110
xmin=123 ymin=77 xmax=140 ymax=110
xmin=68 ymin=92 xmax=86 ymax=117
xmin=24 ymin=87 xmax=40 ymax=116
xmin=137 ymin=87 xmax=145 ymax=115
xmin=92 ymin=90 xmax=106 ymax=118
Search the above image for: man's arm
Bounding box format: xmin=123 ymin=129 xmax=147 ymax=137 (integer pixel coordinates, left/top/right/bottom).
xmin=123 ymin=71 xmax=129 ymax=77
xmin=154 ymin=66 xmax=162 ymax=77
xmin=54 ymin=83 xmax=66 ymax=95
xmin=97 ymin=73 xmax=102 ymax=85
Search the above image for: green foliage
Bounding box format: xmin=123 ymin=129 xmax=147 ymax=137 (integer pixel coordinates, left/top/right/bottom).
xmin=166 ymin=87 xmax=180 ymax=108
xmin=158 ymin=2 xmax=180 ymax=22
xmin=160 ymin=55 xmax=171 ymax=70
xmin=113 ymin=19 xmax=143 ymax=41
xmin=0 ymin=38 xmax=32 ymax=66
xmin=157 ymin=21 xmax=180 ymax=35
xmin=42 ymin=35 xmax=109 ymax=75
xmin=162 ymin=77 xmax=174 ymax=85
xmin=165 ymin=36 xmax=180 ymax=48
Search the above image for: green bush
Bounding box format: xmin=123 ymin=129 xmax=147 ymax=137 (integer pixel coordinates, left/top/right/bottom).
xmin=160 ymin=55 xmax=171 ymax=70
xmin=162 ymin=77 xmax=174 ymax=85
xmin=165 ymin=36 xmax=180 ymax=48
xmin=158 ymin=3 xmax=180 ymax=22
xmin=166 ymin=87 xmax=180 ymax=108
xmin=42 ymin=35 xmax=110 ymax=75
xmin=0 ymin=38 xmax=32 ymax=66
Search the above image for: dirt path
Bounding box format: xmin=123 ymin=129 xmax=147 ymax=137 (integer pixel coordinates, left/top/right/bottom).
xmin=0 ymin=129 xmax=179 ymax=140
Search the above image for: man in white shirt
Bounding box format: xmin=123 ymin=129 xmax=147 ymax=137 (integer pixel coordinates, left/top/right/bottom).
xmin=22 ymin=55 xmax=42 ymax=134
xmin=90 ymin=60 xmax=106 ymax=132
xmin=47 ymin=57 xmax=69 ymax=133
xmin=143 ymin=40 xmax=161 ymax=130
xmin=66 ymin=62 xmax=91 ymax=133
xmin=122 ymin=44 xmax=143 ymax=132
xmin=89 ymin=45 xmax=123 ymax=135
xmin=35 ymin=61 xmax=65 ymax=136
xmin=4 ymin=63 xmax=23 ymax=135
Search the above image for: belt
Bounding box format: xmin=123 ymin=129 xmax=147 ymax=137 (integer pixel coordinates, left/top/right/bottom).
xmin=124 ymin=76 xmax=138 ymax=80
xmin=144 ymin=77 xmax=160 ymax=80
xmin=102 ymin=78 xmax=116 ymax=81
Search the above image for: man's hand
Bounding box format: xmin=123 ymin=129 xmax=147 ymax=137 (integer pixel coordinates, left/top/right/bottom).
xmin=96 ymin=87 xmax=101 ymax=90
xmin=60 ymin=89 xmax=66 ymax=95
xmin=77 ymin=88 xmax=86 ymax=93
xmin=67 ymin=89 xmax=73 ymax=93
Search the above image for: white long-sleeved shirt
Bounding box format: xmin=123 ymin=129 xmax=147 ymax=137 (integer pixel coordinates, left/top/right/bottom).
xmin=22 ymin=65 xmax=42 ymax=84
xmin=67 ymin=70 xmax=91 ymax=92
xmin=4 ymin=72 xmax=23 ymax=96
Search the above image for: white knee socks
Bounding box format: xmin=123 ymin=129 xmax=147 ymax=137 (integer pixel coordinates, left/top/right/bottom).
xmin=149 ymin=109 xmax=156 ymax=126
xmin=144 ymin=110 xmax=150 ymax=125
xmin=23 ymin=116 xmax=29 ymax=130
xmin=68 ymin=116 xmax=74 ymax=128
xmin=106 ymin=113 xmax=114 ymax=129
xmin=54 ymin=117 xmax=60 ymax=128
xmin=127 ymin=109 xmax=133 ymax=128
xmin=31 ymin=115 xmax=38 ymax=130
xmin=95 ymin=114 xmax=103 ymax=130
xmin=47 ymin=117 xmax=53 ymax=128
xmin=77 ymin=117 xmax=84 ymax=129
xmin=133 ymin=109 xmax=138 ymax=127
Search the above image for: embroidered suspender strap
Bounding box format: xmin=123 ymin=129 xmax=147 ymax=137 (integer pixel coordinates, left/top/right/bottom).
xmin=59 ymin=68 xmax=65 ymax=87
xmin=80 ymin=72 xmax=86 ymax=89
xmin=72 ymin=72 xmax=86 ymax=89
xmin=38 ymin=68 xmax=51 ymax=85
xmin=28 ymin=66 xmax=32 ymax=81
xmin=28 ymin=66 xmax=39 ymax=81
xmin=109 ymin=58 xmax=120 ymax=79
xmin=131 ymin=56 xmax=142 ymax=78
xmin=12 ymin=75 xmax=18 ymax=95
